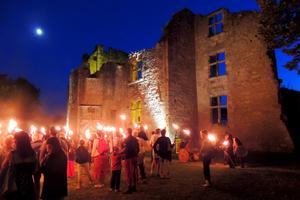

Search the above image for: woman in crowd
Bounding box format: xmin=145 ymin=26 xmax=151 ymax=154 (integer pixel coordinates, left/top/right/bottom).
xmin=91 ymin=131 xmax=109 ymax=188
xmin=40 ymin=137 xmax=68 ymax=200
xmin=1 ymin=131 xmax=37 ymax=200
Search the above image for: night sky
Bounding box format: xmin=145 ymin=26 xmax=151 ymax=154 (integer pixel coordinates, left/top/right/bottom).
xmin=0 ymin=0 xmax=299 ymax=116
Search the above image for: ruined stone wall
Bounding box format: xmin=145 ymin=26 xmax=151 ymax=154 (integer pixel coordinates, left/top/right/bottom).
xmin=195 ymin=9 xmax=293 ymax=152
xmin=164 ymin=9 xmax=199 ymax=141
xmin=127 ymin=45 xmax=168 ymax=133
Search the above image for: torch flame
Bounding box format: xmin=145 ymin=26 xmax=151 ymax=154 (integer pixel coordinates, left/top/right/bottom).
xmin=208 ymin=134 xmax=217 ymax=142
xmin=8 ymin=119 xmax=18 ymax=133
xmin=172 ymin=123 xmax=179 ymax=130
xmin=55 ymin=126 xmax=61 ymax=131
xmin=85 ymin=129 xmax=91 ymax=140
xmin=143 ymin=125 xmax=148 ymax=130
xmin=223 ymin=140 xmax=229 ymax=146
xmin=183 ymin=129 xmax=191 ymax=135
xmin=41 ymin=127 xmax=46 ymax=135
xmin=96 ymin=122 xmax=103 ymax=131
xmin=120 ymin=114 xmax=126 ymax=120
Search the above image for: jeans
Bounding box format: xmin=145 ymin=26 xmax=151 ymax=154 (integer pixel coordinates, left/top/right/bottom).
xmin=110 ymin=170 xmax=121 ymax=190
xmin=203 ymin=155 xmax=211 ymax=181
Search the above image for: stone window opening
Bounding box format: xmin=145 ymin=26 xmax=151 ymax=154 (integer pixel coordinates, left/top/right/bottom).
xmin=131 ymin=61 xmax=143 ymax=82
xmin=211 ymin=95 xmax=228 ymax=125
xmin=208 ymin=11 xmax=223 ymax=36
xmin=131 ymin=100 xmax=142 ymax=125
xmin=209 ymin=52 xmax=226 ymax=78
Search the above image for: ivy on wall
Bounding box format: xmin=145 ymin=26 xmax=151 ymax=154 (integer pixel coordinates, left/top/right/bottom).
xmin=88 ymin=45 xmax=128 ymax=74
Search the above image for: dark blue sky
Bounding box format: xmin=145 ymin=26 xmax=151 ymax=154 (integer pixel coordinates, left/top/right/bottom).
xmin=0 ymin=0 xmax=299 ymax=116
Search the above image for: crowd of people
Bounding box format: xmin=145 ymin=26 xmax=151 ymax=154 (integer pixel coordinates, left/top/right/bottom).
xmin=0 ymin=126 xmax=247 ymax=199
xmin=0 ymin=126 xmax=176 ymax=200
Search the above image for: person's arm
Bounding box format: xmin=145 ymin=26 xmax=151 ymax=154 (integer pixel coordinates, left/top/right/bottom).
xmin=153 ymin=139 xmax=159 ymax=154
xmin=1 ymin=151 xmax=12 ymax=170
xmin=39 ymin=141 xmax=47 ymax=165
xmin=91 ymin=139 xmax=98 ymax=157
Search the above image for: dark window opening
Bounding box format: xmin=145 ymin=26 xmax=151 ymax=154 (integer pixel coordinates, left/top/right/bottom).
xmin=208 ymin=12 xmax=224 ymax=36
xmin=209 ymin=52 xmax=226 ymax=78
xmin=211 ymin=95 xmax=228 ymax=125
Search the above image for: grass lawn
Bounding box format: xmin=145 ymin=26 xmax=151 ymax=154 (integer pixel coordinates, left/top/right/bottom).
xmin=67 ymin=159 xmax=300 ymax=200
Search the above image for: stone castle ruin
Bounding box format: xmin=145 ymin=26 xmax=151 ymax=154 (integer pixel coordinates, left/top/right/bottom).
xmin=67 ymin=8 xmax=294 ymax=152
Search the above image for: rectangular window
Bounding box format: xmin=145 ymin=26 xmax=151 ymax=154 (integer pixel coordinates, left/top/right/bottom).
xmin=210 ymin=95 xmax=228 ymax=125
xmin=131 ymin=61 xmax=143 ymax=82
xmin=209 ymin=52 xmax=226 ymax=78
xmin=208 ymin=12 xmax=223 ymax=36
xmin=130 ymin=100 xmax=142 ymax=125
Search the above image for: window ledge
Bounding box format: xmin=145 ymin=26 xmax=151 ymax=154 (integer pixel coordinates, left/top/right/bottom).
xmin=209 ymin=74 xmax=227 ymax=80
xmin=128 ymin=79 xmax=144 ymax=86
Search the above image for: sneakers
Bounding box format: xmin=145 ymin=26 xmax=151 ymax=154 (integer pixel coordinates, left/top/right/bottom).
xmin=202 ymin=180 xmax=211 ymax=187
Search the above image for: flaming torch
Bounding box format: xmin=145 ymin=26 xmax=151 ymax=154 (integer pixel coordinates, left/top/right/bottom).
xmin=30 ymin=125 xmax=37 ymax=138
xmin=8 ymin=119 xmax=18 ymax=133
xmin=40 ymin=127 xmax=46 ymax=135
xmin=183 ymin=129 xmax=191 ymax=136
xmin=85 ymin=129 xmax=91 ymax=140
xmin=208 ymin=134 xmax=217 ymax=144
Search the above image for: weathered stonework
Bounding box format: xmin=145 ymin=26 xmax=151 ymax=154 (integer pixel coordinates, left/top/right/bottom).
xmin=67 ymin=8 xmax=294 ymax=152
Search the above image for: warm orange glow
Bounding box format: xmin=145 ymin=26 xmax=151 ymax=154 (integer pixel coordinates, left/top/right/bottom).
xmin=30 ymin=125 xmax=37 ymax=137
xmin=8 ymin=119 xmax=18 ymax=133
xmin=55 ymin=126 xmax=61 ymax=131
xmin=120 ymin=114 xmax=126 ymax=121
xmin=183 ymin=129 xmax=190 ymax=135
xmin=172 ymin=123 xmax=179 ymax=130
xmin=134 ymin=123 xmax=138 ymax=128
xmin=85 ymin=129 xmax=91 ymax=140
xmin=96 ymin=122 xmax=103 ymax=130
xmin=208 ymin=134 xmax=217 ymax=142
xmin=119 ymin=128 xmax=124 ymax=133
xmin=144 ymin=125 xmax=148 ymax=130
xmin=14 ymin=128 xmax=23 ymax=132
xmin=223 ymin=140 xmax=229 ymax=146
xmin=41 ymin=127 xmax=46 ymax=135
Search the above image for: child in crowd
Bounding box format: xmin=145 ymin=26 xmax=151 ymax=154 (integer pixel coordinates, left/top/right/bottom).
xmin=75 ymin=139 xmax=93 ymax=189
xmin=110 ymin=146 xmax=122 ymax=192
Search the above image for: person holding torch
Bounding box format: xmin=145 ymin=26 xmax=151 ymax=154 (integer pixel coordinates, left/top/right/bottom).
xmin=200 ymin=130 xmax=216 ymax=187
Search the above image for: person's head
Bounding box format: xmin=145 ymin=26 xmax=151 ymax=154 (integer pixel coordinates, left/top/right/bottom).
xmin=133 ymin=131 xmax=138 ymax=137
xmin=151 ymin=131 xmax=155 ymax=135
xmin=46 ymin=137 xmax=62 ymax=155
xmin=113 ymin=146 xmax=119 ymax=154
xmin=200 ymin=130 xmax=208 ymax=139
xmin=96 ymin=130 xmax=104 ymax=138
xmin=225 ymin=132 xmax=232 ymax=140
xmin=79 ymin=139 xmax=85 ymax=146
xmin=49 ymin=127 xmax=57 ymax=137
xmin=127 ymin=128 xmax=132 ymax=137
xmin=14 ymin=131 xmax=34 ymax=158
xmin=161 ymin=129 xmax=166 ymax=136
xmin=155 ymin=128 xmax=161 ymax=135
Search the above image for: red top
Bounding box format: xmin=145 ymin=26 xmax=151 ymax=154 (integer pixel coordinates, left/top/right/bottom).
xmin=111 ymin=154 xmax=122 ymax=171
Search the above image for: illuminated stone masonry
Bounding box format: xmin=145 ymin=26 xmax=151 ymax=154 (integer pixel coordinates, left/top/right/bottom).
xmin=67 ymin=8 xmax=294 ymax=152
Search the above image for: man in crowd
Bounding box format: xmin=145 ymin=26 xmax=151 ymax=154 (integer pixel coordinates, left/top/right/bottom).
xmin=120 ymin=128 xmax=139 ymax=194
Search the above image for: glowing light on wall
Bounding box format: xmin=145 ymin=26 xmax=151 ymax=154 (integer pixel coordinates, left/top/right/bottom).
xmin=129 ymin=51 xmax=167 ymax=132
